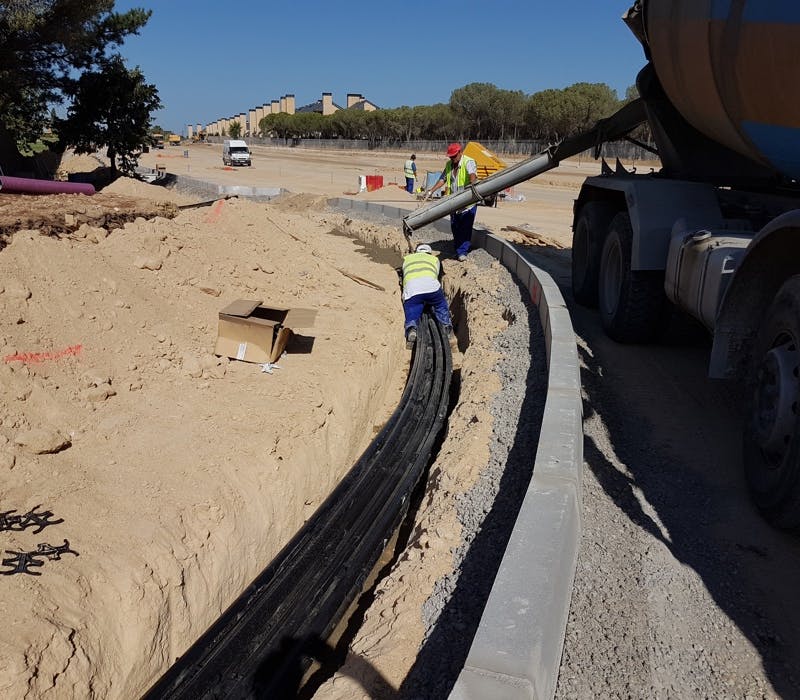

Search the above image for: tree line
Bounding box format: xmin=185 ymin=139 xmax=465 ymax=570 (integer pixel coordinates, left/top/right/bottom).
xmin=0 ymin=3 xmax=640 ymax=178
xmin=253 ymin=82 xmax=638 ymax=146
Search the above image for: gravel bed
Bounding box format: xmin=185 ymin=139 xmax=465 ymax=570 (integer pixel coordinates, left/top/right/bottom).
xmin=401 ymin=234 xmax=548 ymax=698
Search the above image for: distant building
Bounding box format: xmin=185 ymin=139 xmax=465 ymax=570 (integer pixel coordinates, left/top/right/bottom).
xmin=297 ymin=92 xmax=343 ymax=116
xmin=345 ymin=93 xmax=379 ymax=111
xmin=203 ymin=91 xmax=378 ymax=135
xmin=296 ymin=92 xmax=379 ymax=115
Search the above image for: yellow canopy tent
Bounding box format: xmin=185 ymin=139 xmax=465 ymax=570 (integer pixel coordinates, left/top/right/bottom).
xmin=463 ymin=141 xmax=506 ymax=179
xmin=463 ymin=141 xmax=507 ymax=206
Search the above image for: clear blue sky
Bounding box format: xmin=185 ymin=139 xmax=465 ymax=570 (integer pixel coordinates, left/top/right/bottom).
xmin=112 ymin=1 xmax=647 ymax=135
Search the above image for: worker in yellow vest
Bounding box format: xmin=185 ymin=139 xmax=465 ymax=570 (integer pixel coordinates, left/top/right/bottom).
xmin=403 ymin=154 xmax=417 ymax=194
xmin=424 ymin=143 xmax=478 ymax=261
xmin=398 ymin=243 xmax=452 ymax=346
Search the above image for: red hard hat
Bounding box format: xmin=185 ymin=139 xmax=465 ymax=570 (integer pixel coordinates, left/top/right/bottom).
xmin=446 ymin=143 xmax=462 ymax=157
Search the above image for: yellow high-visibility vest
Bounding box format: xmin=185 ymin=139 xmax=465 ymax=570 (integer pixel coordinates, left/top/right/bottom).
xmin=443 ymin=155 xmax=476 ymax=195
xmin=402 ymin=252 xmax=439 ymax=285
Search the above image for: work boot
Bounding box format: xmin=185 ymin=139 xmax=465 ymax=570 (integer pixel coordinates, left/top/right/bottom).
xmin=405 ymin=326 xmax=417 ymax=348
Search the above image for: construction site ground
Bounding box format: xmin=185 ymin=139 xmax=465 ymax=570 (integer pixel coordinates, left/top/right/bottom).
xmin=0 ymin=143 xmax=798 ymax=699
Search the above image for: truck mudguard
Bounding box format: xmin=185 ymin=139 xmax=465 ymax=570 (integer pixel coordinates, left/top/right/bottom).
xmin=710 ymin=209 xmax=800 ymax=378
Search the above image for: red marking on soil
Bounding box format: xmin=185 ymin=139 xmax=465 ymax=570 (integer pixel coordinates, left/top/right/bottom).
xmin=205 ymin=199 xmax=225 ymax=224
xmin=4 ymin=344 xmax=83 ymax=364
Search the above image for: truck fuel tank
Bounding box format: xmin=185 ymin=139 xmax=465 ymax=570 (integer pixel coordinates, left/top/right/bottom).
xmin=665 ymin=225 xmax=753 ymax=330
xmin=641 ymin=0 xmax=800 ymax=179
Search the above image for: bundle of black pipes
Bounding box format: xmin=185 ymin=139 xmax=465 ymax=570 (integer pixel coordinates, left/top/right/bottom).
xmin=144 ymin=311 xmax=453 ymax=698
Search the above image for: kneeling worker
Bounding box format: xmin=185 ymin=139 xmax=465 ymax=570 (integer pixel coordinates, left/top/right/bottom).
xmin=399 ymin=243 xmax=452 ymax=346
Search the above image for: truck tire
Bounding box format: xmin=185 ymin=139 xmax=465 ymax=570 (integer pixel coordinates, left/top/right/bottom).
xmin=572 ymin=201 xmax=618 ymax=307
xmin=743 ymin=274 xmax=800 ymax=530
xmin=598 ymin=212 xmax=666 ymax=343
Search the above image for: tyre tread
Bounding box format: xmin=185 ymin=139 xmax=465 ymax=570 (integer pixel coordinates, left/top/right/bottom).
xmin=572 ymin=201 xmax=618 ymax=307
xmin=600 ymin=212 xmax=666 ymax=343
xmin=744 ymin=274 xmax=800 ymax=530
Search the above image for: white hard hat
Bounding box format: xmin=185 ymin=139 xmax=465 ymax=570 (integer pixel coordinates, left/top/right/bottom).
xmin=415 ymin=243 xmax=432 ymax=253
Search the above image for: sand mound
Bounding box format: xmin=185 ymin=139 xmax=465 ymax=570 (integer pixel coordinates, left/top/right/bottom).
xmin=101 ymin=176 xmax=199 ymax=205
xmin=57 ymin=152 xmax=106 ymax=175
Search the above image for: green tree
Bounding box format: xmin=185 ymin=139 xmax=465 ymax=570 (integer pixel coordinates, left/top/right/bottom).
xmin=568 ymin=82 xmax=619 ymax=132
xmin=362 ymin=110 xmax=390 ymax=147
xmin=415 ymin=104 xmax=461 ymax=141
xmin=624 ymin=84 xmax=639 ymax=103
xmin=329 ymin=109 xmax=366 ymax=139
xmin=291 ymin=112 xmax=326 ymax=138
xmin=525 ymin=88 xmax=566 ymax=139
xmin=526 ymin=82 xmax=620 ymax=140
xmin=258 ymin=114 xmax=275 ymax=137
xmin=0 ymin=1 xmax=150 ymax=151
xmin=493 ymin=89 xmax=527 ymax=140
xmin=228 ymin=120 xmax=242 ymax=139
xmin=389 ymin=106 xmax=415 ymax=142
xmin=260 ymin=113 xmax=293 ymax=140
xmin=449 ymin=82 xmax=502 ymax=139
xmin=57 ymin=55 xmax=161 ymax=177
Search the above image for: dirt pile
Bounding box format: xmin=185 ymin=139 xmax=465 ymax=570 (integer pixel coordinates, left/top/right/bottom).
xmin=0 ymin=148 xmax=546 ymax=697
xmin=0 ymin=190 xmax=412 ymax=697
xmin=0 ymin=193 xmax=176 ymax=249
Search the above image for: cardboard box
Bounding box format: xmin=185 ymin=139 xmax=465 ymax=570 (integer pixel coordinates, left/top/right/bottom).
xmin=214 ymin=299 xmax=316 ymax=364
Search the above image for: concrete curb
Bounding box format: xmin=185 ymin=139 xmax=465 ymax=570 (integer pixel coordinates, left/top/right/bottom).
xmin=449 ymin=228 xmax=582 ymax=700
xmin=328 ymin=198 xmax=583 ymax=700
xmin=142 ymin=169 xmax=285 ymax=201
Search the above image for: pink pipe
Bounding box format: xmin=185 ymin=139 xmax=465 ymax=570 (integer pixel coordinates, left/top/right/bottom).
xmin=0 ymin=175 xmax=95 ymax=196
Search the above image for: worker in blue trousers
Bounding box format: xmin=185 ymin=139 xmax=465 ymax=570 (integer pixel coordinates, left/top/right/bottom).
xmin=424 ymin=143 xmax=478 ymax=261
xmin=398 ymin=243 xmax=452 ymax=346
xmin=403 ymin=154 xmax=417 ymax=193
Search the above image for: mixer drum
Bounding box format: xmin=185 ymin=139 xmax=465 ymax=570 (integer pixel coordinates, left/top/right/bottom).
xmin=643 ymin=0 xmax=800 ymax=179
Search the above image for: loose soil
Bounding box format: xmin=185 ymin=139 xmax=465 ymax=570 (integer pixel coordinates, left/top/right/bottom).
xmin=0 ymin=146 xmax=556 ymax=697
xmin=3 ymin=143 xmax=795 ymax=700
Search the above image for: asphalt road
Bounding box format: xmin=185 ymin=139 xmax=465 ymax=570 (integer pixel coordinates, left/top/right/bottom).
xmin=523 ymin=246 xmax=800 ymax=699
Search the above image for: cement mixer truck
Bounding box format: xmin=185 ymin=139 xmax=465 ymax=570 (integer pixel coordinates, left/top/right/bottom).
xmin=403 ymin=0 xmax=800 ymax=530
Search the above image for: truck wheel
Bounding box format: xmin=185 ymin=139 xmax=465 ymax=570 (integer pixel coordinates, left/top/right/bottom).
xmin=598 ymin=211 xmax=666 ymax=343
xmin=743 ymin=275 xmax=800 ymax=530
xmin=572 ymin=201 xmax=617 ymax=307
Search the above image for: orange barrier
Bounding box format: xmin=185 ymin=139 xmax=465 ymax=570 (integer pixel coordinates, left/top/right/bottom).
xmin=365 ymin=175 xmax=383 ymax=191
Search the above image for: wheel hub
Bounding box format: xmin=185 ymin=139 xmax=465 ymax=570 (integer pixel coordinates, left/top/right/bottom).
xmin=753 ymin=339 xmax=800 ymax=459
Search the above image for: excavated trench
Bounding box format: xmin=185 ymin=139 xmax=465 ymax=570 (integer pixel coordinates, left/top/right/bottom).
xmin=141 ymin=221 xmax=548 ymax=697
xmin=141 ymin=224 xmax=498 ymax=698
xmin=144 ymin=312 xmax=455 ymax=698
xmin=0 ymin=167 xmax=552 ymax=696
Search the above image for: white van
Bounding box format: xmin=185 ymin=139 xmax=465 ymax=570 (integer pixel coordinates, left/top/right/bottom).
xmin=222 ymin=139 xmax=251 ymax=167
